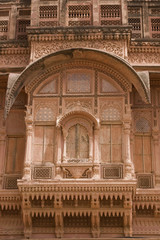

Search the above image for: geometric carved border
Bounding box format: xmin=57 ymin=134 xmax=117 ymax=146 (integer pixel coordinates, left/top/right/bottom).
xmin=136 ymin=173 xmax=154 ymax=189
xmin=101 ymin=164 xmax=123 ymax=179
xmin=32 ymin=167 xmax=53 ymax=179
xmin=3 ymin=175 xmax=22 ymax=189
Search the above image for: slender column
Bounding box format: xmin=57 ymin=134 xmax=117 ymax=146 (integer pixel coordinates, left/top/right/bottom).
xmin=89 ymin=135 xmax=93 ymax=161
xmin=22 ymin=194 xmax=32 ymax=239
xmin=123 ymin=105 xmax=135 ymax=179
xmin=0 ymin=126 xmax=6 ymax=188
xmin=92 ymin=0 xmax=100 ymax=26
xmin=59 ymin=0 xmax=67 ymax=26
xmin=123 ymin=213 xmax=132 ymax=237
xmin=93 ymin=129 xmax=100 ymax=179
xmin=152 ymin=127 xmax=160 ymax=186
xmin=121 ymin=0 xmax=128 ymax=25
xmin=54 ymin=194 xmax=63 ymax=238
xmin=57 ymin=127 xmax=62 ymax=164
xmin=9 ymin=5 xmax=17 ymax=40
xmin=91 ymin=212 xmax=100 ymax=238
xmin=94 ymin=129 xmax=99 ymax=164
xmin=23 ymin=106 xmax=33 ymax=180
xmin=31 ymin=0 xmax=39 ymax=26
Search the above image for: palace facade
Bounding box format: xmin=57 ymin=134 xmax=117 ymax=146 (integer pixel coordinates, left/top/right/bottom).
xmin=0 ymin=0 xmax=160 ymax=239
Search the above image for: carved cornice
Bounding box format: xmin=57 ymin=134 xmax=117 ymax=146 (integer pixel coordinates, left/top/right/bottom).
xmin=129 ymin=47 xmax=160 ymax=54
xmin=27 ymin=26 xmax=132 ymax=42
xmin=18 ymin=180 xmax=137 ymax=194
xmin=0 ymin=40 xmax=28 ymax=47
xmin=0 ymin=48 xmax=30 ymax=55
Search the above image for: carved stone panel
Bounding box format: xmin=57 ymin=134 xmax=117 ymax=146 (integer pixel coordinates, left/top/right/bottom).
xmin=63 ymin=98 xmax=93 ymax=115
xmin=32 ymin=40 xmax=125 ymax=61
xmin=99 ymin=99 xmax=123 ymax=121
xmin=65 ymin=70 xmax=93 ymax=94
xmin=33 ymin=98 xmax=58 ymax=122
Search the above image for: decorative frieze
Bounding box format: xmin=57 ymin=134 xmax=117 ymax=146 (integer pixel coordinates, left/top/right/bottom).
xmin=128 ymin=52 xmax=160 ymax=65
xmin=32 ymin=40 xmax=125 ymax=61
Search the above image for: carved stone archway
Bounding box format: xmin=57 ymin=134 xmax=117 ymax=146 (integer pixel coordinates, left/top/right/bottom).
xmin=4 ymin=48 xmax=150 ymax=118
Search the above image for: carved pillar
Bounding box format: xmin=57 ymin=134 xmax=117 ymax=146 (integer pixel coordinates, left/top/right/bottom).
xmin=92 ymin=0 xmax=100 ymax=26
xmin=152 ymin=127 xmax=160 ymax=186
xmin=62 ymin=128 xmax=67 ymax=162
xmin=22 ymin=194 xmax=32 ymax=239
xmin=91 ymin=194 xmax=100 ymax=237
xmin=91 ymin=212 xmax=100 ymax=238
xmin=121 ymin=0 xmax=128 ymax=25
xmin=123 ymin=105 xmax=135 ymax=179
xmin=123 ymin=193 xmax=132 ymax=237
xmin=94 ymin=129 xmax=99 ymax=164
xmin=123 ymin=213 xmax=132 ymax=237
xmin=31 ymin=0 xmax=39 ymax=26
xmin=23 ymin=106 xmax=33 ymax=180
xmin=0 ymin=126 xmax=6 ymax=188
xmin=56 ymin=127 xmax=62 ymax=164
xmin=89 ymin=135 xmax=93 ymax=160
xmin=93 ymin=129 xmax=100 ymax=179
xmin=54 ymin=194 xmax=63 ymax=238
xmin=9 ymin=5 xmax=17 ymax=40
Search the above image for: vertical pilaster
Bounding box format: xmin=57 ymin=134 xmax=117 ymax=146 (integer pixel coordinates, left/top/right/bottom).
xmin=0 ymin=126 xmax=6 ymax=188
xmin=54 ymin=194 xmax=63 ymax=238
xmin=22 ymin=194 xmax=32 ymax=239
xmin=94 ymin=129 xmax=99 ymax=164
xmin=56 ymin=127 xmax=62 ymax=165
xmin=123 ymin=213 xmax=132 ymax=237
xmin=59 ymin=0 xmax=67 ymax=26
xmin=123 ymin=105 xmax=135 ymax=179
xmin=91 ymin=211 xmax=100 ymax=238
xmin=143 ymin=2 xmax=150 ymax=38
xmin=23 ymin=106 xmax=33 ymax=180
xmin=91 ymin=193 xmax=100 ymax=237
xmin=152 ymin=127 xmax=160 ymax=186
xmin=9 ymin=5 xmax=17 ymax=40
xmin=121 ymin=0 xmax=128 ymax=25
xmin=31 ymin=0 xmax=39 ymax=26
xmin=123 ymin=193 xmax=132 ymax=237
xmin=92 ymin=0 xmax=100 ymax=26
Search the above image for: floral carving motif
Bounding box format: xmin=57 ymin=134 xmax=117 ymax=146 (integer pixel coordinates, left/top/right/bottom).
xmin=33 ymin=40 xmax=124 ymax=60
xmin=128 ymin=53 xmax=160 ymax=65
xmin=65 ymin=100 xmax=93 ymax=114
xmin=0 ymin=55 xmax=30 ymax=67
